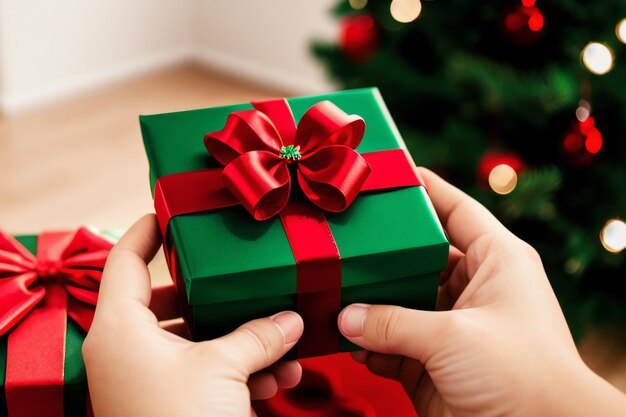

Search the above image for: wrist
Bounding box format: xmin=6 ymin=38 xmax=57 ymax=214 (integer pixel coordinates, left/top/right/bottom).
xmin=531 ymin=357 xmax=626 ymax=417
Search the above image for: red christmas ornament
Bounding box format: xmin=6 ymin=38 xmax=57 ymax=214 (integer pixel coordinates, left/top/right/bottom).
xmin=501 ymin=0 xmax=546 ymax=46
xmin=340 ymin=15 xmax=379 ymax=63
xmin=477 ymin=151 xmax=526 ymax=187
xmin=562 ymin=116 xmax=603 ymax=167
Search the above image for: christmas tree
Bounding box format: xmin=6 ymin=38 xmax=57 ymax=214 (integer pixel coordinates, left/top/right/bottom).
xmin=312 ymin=0 xmax=626 ymax=337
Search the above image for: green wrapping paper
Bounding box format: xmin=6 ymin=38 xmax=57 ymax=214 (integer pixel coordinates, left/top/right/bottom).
xmin=140 ymin=88 xmax=449 ymax=356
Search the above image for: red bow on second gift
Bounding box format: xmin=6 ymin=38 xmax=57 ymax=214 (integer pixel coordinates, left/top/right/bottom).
xmin=0 ymin=227 xmax=112 ymax=334
xmin=0 ymin=227 xmax=113 ymax=417
xmin=205 ymin=99 xmax=371 ymax=220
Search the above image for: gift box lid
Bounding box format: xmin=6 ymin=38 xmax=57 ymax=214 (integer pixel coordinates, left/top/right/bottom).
xmin=140 ymin=88 xmax=449 ymax=305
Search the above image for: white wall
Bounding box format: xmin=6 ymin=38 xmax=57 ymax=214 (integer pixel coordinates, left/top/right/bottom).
xmin=0 ymin=0 xmax=194 ymax=114
xmin=0 ymin=1 xmax=338 ymax=116
xmin=192 ymin=0 xmax=337 ymax=95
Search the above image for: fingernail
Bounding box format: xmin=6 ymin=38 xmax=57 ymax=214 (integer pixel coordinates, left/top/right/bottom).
xmin=340 ymin=304 xmax=370 ymax=337
xmin=271 ymin=311 xmax=302 ymax=345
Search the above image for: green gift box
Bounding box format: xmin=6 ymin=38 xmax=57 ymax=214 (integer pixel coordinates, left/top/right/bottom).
xmin=0 ymin=229 xmax=120 ymax=417
xmin=140 ymin=88 xmax=449 ymax=357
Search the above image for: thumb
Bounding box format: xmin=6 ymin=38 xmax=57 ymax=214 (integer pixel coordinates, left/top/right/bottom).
xmin=338 ymin=304 xmax=446 ymax=361
xmin=216 ymin=311 xmax=304 ymax=374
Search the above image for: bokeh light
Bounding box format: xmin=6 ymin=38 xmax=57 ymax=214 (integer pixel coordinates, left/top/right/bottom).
xmin=564 ymin=258 xmax=583 ymax=275
xmin=575 ymin=106 xmax=590 ymax=122
xmin=575 ymin=99 xmax=591 ymax=122
xmin=563 ymin=132 xmax=582 ymax=154
xmin=503 ymin=1 xmax=544 ymax=34
xmin=600 ymin=219 xmax=626 ymax=253
xmin=564 ymin=115 xmax=603 ymax=156
xmin=349 ymin=0 xmax=368 ymax=10
xmin=390 ymin=0 xmax=422 ymax=23
xmin=527 ymin=10 xmax=544 ymax=32
xmin=584 ymin=128 xmax=603 ymax=154
xmin=616 ymin=18 xmax=626 ymax=43
xmin=488 ymin=164 xmax=518 ymax=195
xmin=581 ymin=42 xmax=614 ymax=75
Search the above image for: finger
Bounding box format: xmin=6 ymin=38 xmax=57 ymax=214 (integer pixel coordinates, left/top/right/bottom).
xmin=248 ymin=361 xmax=302 ymax=400
xmin=247 ymin=362 xmax=302 ymax=400
xmin=160 ymin=319 xmax=190 ymax=339
xmin=437 ymin=246 xmax=465 ymax=311
xmin=338 ymin=304 xmax=447 ymax=361
xmin=396 ymin=357 xmax=425 ymax=400
xmin=417 ymin=167 xmax=510 ymax=252
xmin=368 ymin=353 xmax=425 ymax=398
xmin=150 ymin=284 xmax=181 ymax=320
xmin=443 ymin=255 xmax=472 ymax=311
xmin=440 ymin=245 xmax=464 ymax=286
xmin=248 ymin=372 xmax=278 ymax=400
xmin=437 ymin=246 xmax=467 ymax=310
xmin=412 ymin=372 xmax=445 ymax=417
xmin=268 ymin=360 xmax=302 ymax=389
xmin=216 ymin=311 xmax=303 ymax=375
xmin=98 ymin=214 xmax=161 ymax=311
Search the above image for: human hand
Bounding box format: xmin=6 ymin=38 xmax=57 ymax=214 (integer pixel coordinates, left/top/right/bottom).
xmin=338 ymin=168 xmax=626 ymax=417
xmin=83 ymin=215 xmax=304 ymax=417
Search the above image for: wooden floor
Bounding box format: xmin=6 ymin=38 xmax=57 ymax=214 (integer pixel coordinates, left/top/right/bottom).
xmin=0 ymin=64 xmax=280 ymax=235
xmin=0 ymin=64 xmax=282 ymax=288
xmin=1 ymin=65 xmax=625 ymax=392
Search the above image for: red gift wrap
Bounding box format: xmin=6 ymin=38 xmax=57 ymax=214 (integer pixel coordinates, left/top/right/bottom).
xmin=254 ymin=353 xmax=418 ymax=417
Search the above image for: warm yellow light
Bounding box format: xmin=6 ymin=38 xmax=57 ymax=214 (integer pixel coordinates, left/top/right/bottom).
xmin=349 ymin=0 xmax=368 ymax=10
xmin=600 ymin=219 xmax=626 ymax=253
xmin=488 ymin=164 xmax=518 ymax=195
xmin=390 ymin=0 xmax=422 ymax=23
xmin=616 ymin=18 xmax=626 ymax=44
xmin=581 ymin=42 xmax=614 ymax=75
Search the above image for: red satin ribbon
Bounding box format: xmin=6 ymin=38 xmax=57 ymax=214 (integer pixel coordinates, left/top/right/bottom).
xmin=154 ymin=99 xmax=423 ymax=357
xmin=279 ymin=199 xmax=342 ymax=357
xmin=0 ymin=228 xmax=113 ymax=417
xmin=205 ymin=99 xmax=371 ymax=220
xmin=153 ymin=149 xmax=420 ymax=238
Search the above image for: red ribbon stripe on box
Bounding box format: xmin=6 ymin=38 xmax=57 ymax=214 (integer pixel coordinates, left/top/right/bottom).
xmin=154 ymin=99 xmax=423 ymax=357
xmin=0 ymin=228 xmax=113 ymax=417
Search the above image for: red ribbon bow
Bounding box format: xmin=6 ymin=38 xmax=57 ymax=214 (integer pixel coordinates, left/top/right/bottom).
xmin=205 ymin=99 xmax=371 ymax=220
xmin=0 ymin=227 xmax=113 ymax=417
xmin=0 ymin=227 xmax=112 ymax=335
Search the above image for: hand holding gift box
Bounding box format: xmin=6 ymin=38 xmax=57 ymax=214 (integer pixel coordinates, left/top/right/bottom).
xmin=81 ymin=216 xmax=306 ymax=417
xmin=141 ymin=88 xmax=449 ymax=358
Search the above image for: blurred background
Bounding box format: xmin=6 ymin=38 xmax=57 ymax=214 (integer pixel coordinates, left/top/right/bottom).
xmin=0 ymin=0 xmax=336 ymax=233
xmin=1 ymin=0 xmax=625 ymax=394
